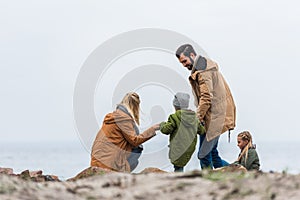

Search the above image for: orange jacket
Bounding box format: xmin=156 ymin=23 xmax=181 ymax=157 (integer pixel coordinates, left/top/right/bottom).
xmin=90 ymin=109 xmax=156 ymax=172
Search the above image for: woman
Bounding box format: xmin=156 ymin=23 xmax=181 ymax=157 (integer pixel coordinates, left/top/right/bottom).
xmin=90 ymin=92 xmax=160 ymax=172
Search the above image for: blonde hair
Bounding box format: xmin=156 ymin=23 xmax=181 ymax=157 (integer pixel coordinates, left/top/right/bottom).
xmin=120 ymin=92 xmax=140 ymax=125
xmin=237 ymin=131 xmax=254 ymax=163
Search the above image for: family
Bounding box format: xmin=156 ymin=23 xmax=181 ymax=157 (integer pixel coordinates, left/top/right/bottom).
xmin=90 ymin=44 xmax=260 ymax=173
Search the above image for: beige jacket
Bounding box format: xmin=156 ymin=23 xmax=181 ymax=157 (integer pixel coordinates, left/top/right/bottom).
xmin=189 ymin=56 xmax=236 ymax=141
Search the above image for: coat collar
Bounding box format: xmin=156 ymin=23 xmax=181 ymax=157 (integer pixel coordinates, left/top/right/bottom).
xmin=189 ymin=56 xmax=219 ymax=80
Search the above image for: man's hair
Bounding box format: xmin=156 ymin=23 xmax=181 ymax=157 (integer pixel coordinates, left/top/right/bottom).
xmin=175 ymin=44 xmax=197 ymax=58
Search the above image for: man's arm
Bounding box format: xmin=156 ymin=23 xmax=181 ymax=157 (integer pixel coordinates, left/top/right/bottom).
xmin=197 ymin=73 xmax=213 ymax=121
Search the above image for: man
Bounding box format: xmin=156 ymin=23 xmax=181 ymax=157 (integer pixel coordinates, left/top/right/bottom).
xmin=175 ymin=44 xmax=236 ymax=169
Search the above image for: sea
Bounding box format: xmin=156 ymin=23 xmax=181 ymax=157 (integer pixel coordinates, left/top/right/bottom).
xmin=0 ymin=137 xmax=299 ymax=180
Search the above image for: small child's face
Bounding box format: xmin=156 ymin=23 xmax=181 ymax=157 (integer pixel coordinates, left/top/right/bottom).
xmin=237 ymin=136 xmax=248 ymax=150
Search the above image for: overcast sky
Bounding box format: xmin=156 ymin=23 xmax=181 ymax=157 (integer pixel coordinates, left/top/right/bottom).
xmin=1 ymin=0 xmax=300 ymax=146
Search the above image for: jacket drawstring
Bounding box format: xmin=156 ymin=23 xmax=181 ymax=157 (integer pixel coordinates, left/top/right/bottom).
xmin=228 ymin=129 xmax=231 ymax=143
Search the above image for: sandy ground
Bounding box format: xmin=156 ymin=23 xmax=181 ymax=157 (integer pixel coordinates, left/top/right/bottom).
xmin=1 ymin=167 xmax=300 ymax=200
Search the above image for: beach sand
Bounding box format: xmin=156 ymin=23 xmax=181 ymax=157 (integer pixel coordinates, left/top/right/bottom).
xmin=1 ymin=167 xmax=300 ymax=200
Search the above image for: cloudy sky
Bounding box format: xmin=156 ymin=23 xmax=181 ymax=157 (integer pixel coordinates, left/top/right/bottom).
xmin=1 ymin=0 xmax=299 ymax=148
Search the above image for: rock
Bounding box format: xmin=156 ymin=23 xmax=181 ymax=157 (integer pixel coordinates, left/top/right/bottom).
xmin=0 ymin=167 xmax=14 ymax=175
xmin=29 ymin=170 xmax=43 ymax=178
xmin=31 ymin=174 xmax=60 ymax=182
xmin=17 ymin=169 xmax=60 ymax=182
xmin=67 ymin=167 xmax=113 ymax=181
xmin=19 ymin=170 xmax=31 ymax=181
xmin=213 ymin=163 xmax=247 ymax=173
xmin=138 ymin=167 xmax=167 ymax=174
xmin=45 ymin=175 xmax=60 ymax=182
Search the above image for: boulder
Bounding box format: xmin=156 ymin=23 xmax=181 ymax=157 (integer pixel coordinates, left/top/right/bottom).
xmin=67 ymin=166 xmax=113 ymax=181
xmin=0 ymin=167 xmax=14 ymax=175
xmin=29 ymin=170 xmax=43 ymax=177
xmin=18 ymin=169 xmax=60 ymax=182
xmin=213 ymin=163 xmax=247 ymax=173
xmin=138 ymin=167 xmax=167 ymax=174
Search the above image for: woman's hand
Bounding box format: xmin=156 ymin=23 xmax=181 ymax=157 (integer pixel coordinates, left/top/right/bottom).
xmin=152 ymin=123 xmax=160 ymax=131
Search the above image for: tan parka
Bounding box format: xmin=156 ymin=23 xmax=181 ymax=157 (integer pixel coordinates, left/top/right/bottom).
xmin=90 ymin=109 xmax=156 ymax=172
xmin=189 ymin=56 xmax=236 ymax=141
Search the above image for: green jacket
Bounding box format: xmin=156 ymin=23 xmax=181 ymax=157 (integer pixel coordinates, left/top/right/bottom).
xmin=160 ymin=110 xmax=205 ymax=167
xmin=234 ymin=148 xmax=260 ymax=170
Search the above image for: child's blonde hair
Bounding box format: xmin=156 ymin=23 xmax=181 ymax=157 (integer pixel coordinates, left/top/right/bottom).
xmin=237 ymin=131 xmax=254 ymax=163
xmin=120 ymin=92 xmax=141 ymax=125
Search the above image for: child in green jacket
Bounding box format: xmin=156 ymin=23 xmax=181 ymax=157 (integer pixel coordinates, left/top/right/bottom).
xmin=234 ymin=131 xmax=260 ymax=170
xmin=160 ymin=92 xmax=205 ymax=172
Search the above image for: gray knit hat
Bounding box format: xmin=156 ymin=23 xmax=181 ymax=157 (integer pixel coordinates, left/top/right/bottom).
xmin=173 ymin=92 xmax=190 ymax=109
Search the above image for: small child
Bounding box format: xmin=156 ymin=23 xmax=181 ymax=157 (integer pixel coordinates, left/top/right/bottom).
xmin=234 ymin=131 xmax=260 ymax=170
xmin=160 ymin=92 xmax=205 ymax=172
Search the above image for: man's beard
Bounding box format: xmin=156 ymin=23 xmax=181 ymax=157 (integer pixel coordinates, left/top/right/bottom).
xmin=187 ymin=56 xmax=194 ymax=70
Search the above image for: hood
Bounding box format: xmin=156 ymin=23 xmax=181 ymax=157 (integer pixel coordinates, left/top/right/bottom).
xmin=175 ymin=109 xmax=198 ymax=127
xmin=103 ymin=108 xmax=133 ymax=124
xmin=191 ymin=55 xmax=219 ymax=74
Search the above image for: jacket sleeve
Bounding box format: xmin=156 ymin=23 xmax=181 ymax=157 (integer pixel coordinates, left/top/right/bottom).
xmin=160 ymin=115 xmax=176 ymax=135
xmin=196 ymin=73 xmax=213 ymax=121
xmin=119 ymin=121 xmax=156 ymax=147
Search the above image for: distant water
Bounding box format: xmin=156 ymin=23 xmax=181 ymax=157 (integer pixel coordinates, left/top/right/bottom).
xmin=0 ymin=138 xmax=299 ymax=180
xmin=0 ymin=140 xmax=90 ymax=180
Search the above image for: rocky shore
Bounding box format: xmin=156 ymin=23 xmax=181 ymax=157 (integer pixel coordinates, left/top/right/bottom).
xmin=1 ymin=166 xmax=300 ymax=200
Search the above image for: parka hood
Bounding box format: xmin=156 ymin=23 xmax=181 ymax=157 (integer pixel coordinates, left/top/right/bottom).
xmin=104 ymin=109 xmax=133 ymax=124
xmin=175 ymin=109 xmax=198 ymax=127
xmin=191 ymin=55 xmax=219 ymax=74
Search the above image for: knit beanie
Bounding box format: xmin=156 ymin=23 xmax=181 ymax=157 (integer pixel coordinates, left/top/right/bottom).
xmin=173 ymin=92 xmax=190 ymax=109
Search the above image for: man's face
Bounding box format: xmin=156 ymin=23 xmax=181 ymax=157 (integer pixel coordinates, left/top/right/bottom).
xmin=179 ymin=53 xmax=194 ymax=70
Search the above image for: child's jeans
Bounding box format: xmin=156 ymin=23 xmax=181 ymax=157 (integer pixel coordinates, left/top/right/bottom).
xmin=174 ymin=165 xmax=184 ymax=172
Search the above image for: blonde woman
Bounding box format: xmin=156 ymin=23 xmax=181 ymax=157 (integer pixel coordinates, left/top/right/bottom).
xmin=91 ymin=92 xmax=160 ymax=172
xmin=234 ymin=131 xmax=260 ymax=170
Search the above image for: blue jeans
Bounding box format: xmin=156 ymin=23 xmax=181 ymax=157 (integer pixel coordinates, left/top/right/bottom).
xmin=198 ymin=134 xmax=229 ymax=169
xmin=127 ymin=145 xmax=143 ymax=171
